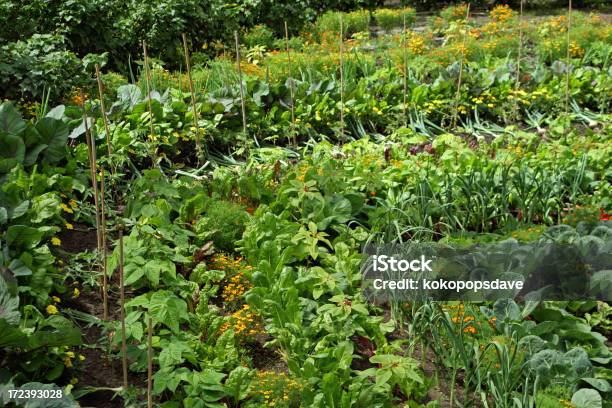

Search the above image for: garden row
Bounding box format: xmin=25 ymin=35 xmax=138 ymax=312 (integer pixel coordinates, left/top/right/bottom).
xmin=0 ymin=3 xmax=611 ymax=408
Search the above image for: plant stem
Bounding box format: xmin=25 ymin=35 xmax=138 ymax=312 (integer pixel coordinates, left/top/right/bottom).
xmin=339 ymin=14 xmax=345 ymax=139
xmin=285 ymin=21 xmax=297 ymax=147
xmin=452 ymin=3 xmax=470 ymax=129
xmin=147 ymin=316 xmax=153 ymax=408
xmin=234 ymin=31 xmax=252 ymax=151
xmin=95 ymin=64 xmax=114 ymax=163
xmin=100 ymin=167 xmax=108 ymax=321
xmin=119 ymin=227 xmax=128 ymax=389
xmin=565 ymin=0 xmax=572 ymax=116
xmin=182 ymin=33 xmax=204 ymax=164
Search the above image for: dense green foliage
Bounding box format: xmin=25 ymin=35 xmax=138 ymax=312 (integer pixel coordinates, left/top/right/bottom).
xmin=0 ymin=2 xmax=611 ymax=408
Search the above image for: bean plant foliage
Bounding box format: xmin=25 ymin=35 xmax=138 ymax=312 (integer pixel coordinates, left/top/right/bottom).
xmin=0 ymin=2 xmax=611 ymax=408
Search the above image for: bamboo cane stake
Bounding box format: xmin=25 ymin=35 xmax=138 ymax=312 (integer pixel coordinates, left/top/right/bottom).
xmin=452 ymin=3 xmax=471 ymax=129
xmin=80 ymin=92 xmax=100 ymax=235
xmin=142 ymin=41 xmax=156 ymax=140
xmin=515 ymin=0 xmax=524 ymax=118
xmin=80 ymin=94 xmax=103 ymax=301
xmin=565 ymin=0 xmax=572 ymax=115
xmin=284 ymin=21 xmax=297 ymax=147
xmin=119 ymin=227 xmax=128 ymax=389
xmin=100 ymin=167 xmax=108 ymax=321
xmin=182 ymin=33 xmax=203 ymax=163
xmin=515 ymin=0 xmax=524 ymax=89
xmin=235 ymin=31 xmax=251 ymax=149
xmin=402 ymin=12 xmax=408 ymax=126
xmin=147 ymin=316 xmax=153 ymax=408
xmin=339 ymin=14 xmax=345 ymax=138
xmin=95 ymin=64 xmax=113 ymax=160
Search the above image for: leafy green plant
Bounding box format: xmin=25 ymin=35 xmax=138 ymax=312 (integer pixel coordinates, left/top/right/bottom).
xmin=373 ymin=7 xmax=416 ymax=31
xmin=0 ymin=35 xmax=87 ymax=101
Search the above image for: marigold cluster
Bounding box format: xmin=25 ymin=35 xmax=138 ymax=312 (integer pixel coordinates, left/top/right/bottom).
xmin=219 ymin=304 xmax=263 ymax=338
xmin=490 ymin=5 xmax=515 ymax=23
xmin=407 ymin=34 xmax=426 ymax=55
xmin=254 ymin=370 xmax=302 ymax=407
xmin=222 ymin=272 xmax=251 ymax=303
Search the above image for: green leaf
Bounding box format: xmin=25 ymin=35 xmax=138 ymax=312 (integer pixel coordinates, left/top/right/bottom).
xmin=8 ymin=258 xmax=32 ymax=277
xmin=149 ymin=291 xmax=188 ymax=334
xmin=30 ymin=193 xmax=61 ymax=223
xmin=581 ymin=378 xmax=611 ymax=393
xmin=11 ymin=200 xmax=30 ymax=219
xmin=494 ymin=298 xmax=521 ymax=322
xmin=35 ymin=117 xmax=68 ymax=163
xmin=123 ymin=265 xmax=145 ymax=286
xmin=0 ymin=133 xmax=25 ymax=173
xmin=571 ymin=388 xmax=602 ymax=408
xmin=0 ymin=103 xmax=26 ymax=136
xmin=375 ymin=369 xmax=393 ymax=387
xmin=0 ymin=319 xmax=26 ymax=348
xmin=6 ymin=225 xmax=44 ymax=249
xmin=24 ymin=144 xmax=48 ymax=167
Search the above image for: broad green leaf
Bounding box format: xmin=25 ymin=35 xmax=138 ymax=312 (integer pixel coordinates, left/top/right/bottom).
xmin=581 ymin=378 xmax=611 ymax=393
xmin=36 ymin=117 xmax=68 ymax=163
xmin=571 ymin=388 xmax=602 ymax=408
xmin=0 ymin=133 xmax=25 ymax=173
xmin=6 ymin=225 xmax=44 ymax=249
xmin=0 ymin=103 xmax=26 ymax=136
xmin=30 ymin=192 xmax=60 ymax=223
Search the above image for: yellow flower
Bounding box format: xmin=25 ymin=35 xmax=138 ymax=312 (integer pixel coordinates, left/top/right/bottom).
xmin=64 ymin=356 xmax=73 ymax=368
xmin=66 ymin=351 xmax=75 ymax=358
xmin=73 ymin=288 xmax=80 ymax=298
xmin=70 ymin=378 xmax=78 ymax=385
xmin=60 ymin=203 xmax=73 ymax=214
xmin=46 ymin=304 xmax=59 ymax=315
xmin=52 ymin=296 xmax=61 ymax=303
xmin=79 ymin=354 xmax=86 ymax=361
xmin=65 ymin=223 xmax=74 ymax=230
xmin=51 ymin=237 xmax=62 ymax=246
xmin=68 ymin=199 xmax=78 ymax=209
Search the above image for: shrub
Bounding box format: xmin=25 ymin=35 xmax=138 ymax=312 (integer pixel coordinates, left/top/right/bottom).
xmin=374 ymin=7 xmax=416 ymax=31
xmin=271 ymin=36 xmax=306 ymax=52
xmin=439 ymin=4 xmax=470 ymax=23
xmin=0 ymin=34 xmax=87 ymax=101
xmin=195 ymin=201 xmax=250 ymax=252
xmin=243 ymin=25 xmax=276 ymax=49
xmin=0 ymin=0 xmax=385 ymax=75
xmin=315 ymin=10 xmax=371 ymax=40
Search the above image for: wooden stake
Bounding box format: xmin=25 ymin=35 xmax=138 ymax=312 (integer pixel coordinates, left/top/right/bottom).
xmin=284 ymin=21 xmax=297 ymax=147
xmin=119 ymin=227 xmax=128 ymax=389
xmin=142 ymin=41 xmax=156 ymax=140
xmin=339 ymin=14 xmax=345 ymax=138
xmin=81 ymin=92 xmax=100 ymax=226
xmin=95 ymin=64 xmax=113 ymax=160
xmin=452 ymin=3 xmax=471 ymax=128
xmin=402 ymin=12 xmax=408 ymax=126
xmin=100 ymin=167 xmax=108 ymax=321
xmin=182 ymin=34 xmax=204 ymax=163
xmin=147 ymin=316 xmax=153 ymax=408
xmin=81 ymin=94 xmax=103 ymax=302
xmin=565 ymin=0 xmax=572 ymax=115
xmin=235 ymin=31 xmax=251 ymax=149
xmin=515 ymin=0 xmax=524 ymax=90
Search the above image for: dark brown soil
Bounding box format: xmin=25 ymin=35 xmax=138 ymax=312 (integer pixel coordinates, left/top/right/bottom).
xmin=77 ymin=325 xmax=125 ymax=408
xmin=56 ymin=223 xmax=146 ymax=407
xmin=58 ymin=223 xmax=99 ymax=254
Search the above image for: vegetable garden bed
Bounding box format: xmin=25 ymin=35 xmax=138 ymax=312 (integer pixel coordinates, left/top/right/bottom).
xmin=1 ymin=3 xmax=611 ymax=408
